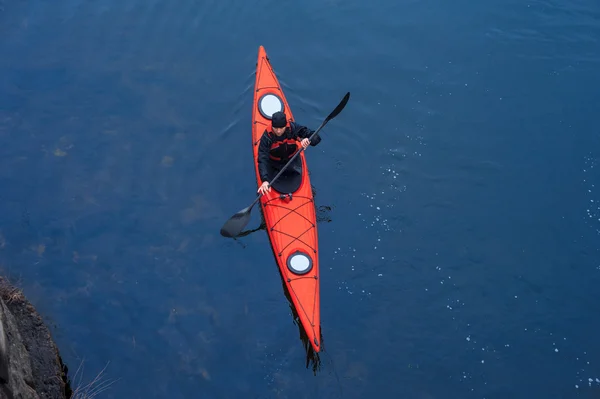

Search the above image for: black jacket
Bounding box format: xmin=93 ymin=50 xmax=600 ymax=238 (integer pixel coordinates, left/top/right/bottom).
xmin=257 ymin=122 xmax=321 ymax=183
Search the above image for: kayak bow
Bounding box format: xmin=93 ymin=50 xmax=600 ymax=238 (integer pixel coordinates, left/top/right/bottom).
xmin=252 ymin=45 xmax=321 ymax=353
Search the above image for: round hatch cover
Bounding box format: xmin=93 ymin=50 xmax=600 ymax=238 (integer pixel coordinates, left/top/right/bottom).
xmin=258 ymin=93 xmax=284 ymax=119
xmin=287 ymin=250 xmax=313 ymax=275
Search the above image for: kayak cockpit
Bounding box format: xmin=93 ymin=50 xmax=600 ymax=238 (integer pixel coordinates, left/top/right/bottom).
xmin=268 ymin=167 xmax=302 ymax=193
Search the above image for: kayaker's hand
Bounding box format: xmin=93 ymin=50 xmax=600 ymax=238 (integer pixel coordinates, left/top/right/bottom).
xmin=258 ymin=181 xmax=270 ymax=195
xmin=301 ymin=138 xmax=310 ymax=149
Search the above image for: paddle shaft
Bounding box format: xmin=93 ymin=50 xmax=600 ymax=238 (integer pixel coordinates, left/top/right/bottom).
xmin=266 ymin=120 xmax=326 ymax=190
xmin=259 ymin=92 xmax=350 ymax=198
xmin=266 ymin=91 xmax=350 ymax=189
xmin=248 ymin=125 xmax=321 ymax=207
xmin=220 ymin=92 xmax=350 ymax=238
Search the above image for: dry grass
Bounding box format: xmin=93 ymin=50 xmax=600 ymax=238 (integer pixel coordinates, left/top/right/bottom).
xmin=69 ymin=359 xmax=119 ymax=399
xmin=0 ymin=276 xmax=25 ymax=304
xmin=0 ymin=277 xmax=119 ymax=398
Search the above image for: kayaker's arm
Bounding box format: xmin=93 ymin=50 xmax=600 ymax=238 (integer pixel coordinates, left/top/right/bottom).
xmin=257 ymin=131 xmax=272 ymax=183
xmin=291 ymin=122 xmax=321 ymax=146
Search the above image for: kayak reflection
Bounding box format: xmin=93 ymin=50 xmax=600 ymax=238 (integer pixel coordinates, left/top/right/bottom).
xmin=233 ymin=188 xmax=332 ymax=374
xmin=277 ymin=269 xmax=323 ymax=376
xmin=237 ymin=224 xmax=324 ymax=373
xmin=235 ymin=229 xmax=324 ymax=374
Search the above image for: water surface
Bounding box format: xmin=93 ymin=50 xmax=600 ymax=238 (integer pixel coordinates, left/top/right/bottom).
xmin=1 ymin=0 xmax=600 ymax=397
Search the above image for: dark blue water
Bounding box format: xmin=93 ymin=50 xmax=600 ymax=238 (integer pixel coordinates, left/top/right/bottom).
xmin=2 ymin=0 xmax=600 ymax=398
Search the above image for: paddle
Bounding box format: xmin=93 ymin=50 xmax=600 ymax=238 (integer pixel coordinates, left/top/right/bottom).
xmin=220 ymin=91 xmax=351 ymax=238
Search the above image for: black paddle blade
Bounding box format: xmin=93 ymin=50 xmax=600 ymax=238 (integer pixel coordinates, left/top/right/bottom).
xmin=220 ymin=207 xmax=252 ymax=238
xmin=325 ymin=92 xmax=350 ymax=122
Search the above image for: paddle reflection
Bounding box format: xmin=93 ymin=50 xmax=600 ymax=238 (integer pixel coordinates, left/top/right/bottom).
xmin=233 ymin=221 xmax=266 ymax=238
xmin=234 ymin=203 xmax=333 ymax=240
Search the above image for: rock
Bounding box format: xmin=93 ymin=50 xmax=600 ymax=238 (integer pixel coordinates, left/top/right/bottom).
xmin=0 ymin=296 xmax=37 ymax=399
xmin=0 ymin=302 xmax=8 ymax=383
xmin=0 ymin=277 xmax=70 ymax=399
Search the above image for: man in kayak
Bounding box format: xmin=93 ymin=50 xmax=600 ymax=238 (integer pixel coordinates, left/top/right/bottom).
xmin=257 ymin=111 xmax=321 ymax=195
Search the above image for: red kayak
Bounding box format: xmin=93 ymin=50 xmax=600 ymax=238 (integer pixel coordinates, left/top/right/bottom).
xmin=251 ymin=46 xmax=322 ymax=353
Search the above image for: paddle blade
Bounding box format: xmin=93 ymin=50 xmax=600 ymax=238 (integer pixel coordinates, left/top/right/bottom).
xmin=325 ymin=92 xmax=350 ymax=122
xmin=220 ymin=207 xmax=252 ymax=238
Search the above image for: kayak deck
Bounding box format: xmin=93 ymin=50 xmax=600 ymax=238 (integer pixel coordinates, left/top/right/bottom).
xmin=251 ymin=45 xmax=321 ymax=353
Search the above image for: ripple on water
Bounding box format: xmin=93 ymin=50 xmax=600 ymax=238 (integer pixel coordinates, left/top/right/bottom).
xmin=413 ymin=220 xmax=600 ymax=397
xmin=583 ymin=154 xmax=600 ymax=234
xmin=583 ymin=153 xmax=600 ymax=273
xmin=327 ymin=133 xmax=427 ymax=299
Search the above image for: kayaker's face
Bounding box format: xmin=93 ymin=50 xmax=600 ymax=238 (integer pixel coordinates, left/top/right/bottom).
xmin=272 ymin=126 xmax=286 ymax=136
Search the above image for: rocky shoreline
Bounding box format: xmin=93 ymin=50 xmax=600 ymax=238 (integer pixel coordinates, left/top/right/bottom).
xmin=0 ymin=276 xmax=71 ymax=399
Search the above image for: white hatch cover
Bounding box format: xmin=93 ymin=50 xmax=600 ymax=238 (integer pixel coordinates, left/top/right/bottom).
xmin=258 ymin=93 xmax=284 ymax=119
xmin=286 ymin=250 xmax=313 ymax=275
